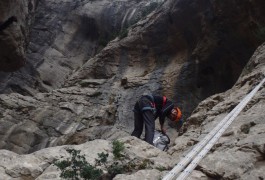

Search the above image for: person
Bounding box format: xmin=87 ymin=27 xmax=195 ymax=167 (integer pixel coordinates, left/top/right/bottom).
xmin=131 ymin=94 xmax=183 ymax=145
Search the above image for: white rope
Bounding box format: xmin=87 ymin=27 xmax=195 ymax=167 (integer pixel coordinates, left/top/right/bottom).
xmin=163 ymin=77 xmax=265 ymax=180
xmin=176 ymin=77 xmax=265 ymax=179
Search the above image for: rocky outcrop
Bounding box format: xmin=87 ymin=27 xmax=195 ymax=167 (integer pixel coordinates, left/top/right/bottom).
xmin=0 ymin=0 xmax=166 ymax=95
xmin=0 ymin=0 xmax=37 ymax=72
xmin=63 ymin=0 xmax=265 ymax=141
xmin=0 ymin=41 xmax=264 ymax=179
xmin=0 ymin=0 xmax=265 ymax=156
xmin=1 ymin=0 xmax=265 ymax=102
xmin=168 ymin=43 xmax=265 ymax=179
xmin=0 ymin=83 xmax=120 ymax=154
xmin=0 ymin=0 xmax=265 ymax=179
xmin=0 ymin=136 xmax=173 ymax=179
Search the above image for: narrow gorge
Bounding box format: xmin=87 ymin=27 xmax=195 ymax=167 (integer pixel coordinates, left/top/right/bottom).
xmin=0 ymin=0 xmax=265 ymax=179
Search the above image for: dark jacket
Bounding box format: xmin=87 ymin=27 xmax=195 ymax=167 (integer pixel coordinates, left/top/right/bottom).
xmin=134 ymin=95 xmax=174 ymax=127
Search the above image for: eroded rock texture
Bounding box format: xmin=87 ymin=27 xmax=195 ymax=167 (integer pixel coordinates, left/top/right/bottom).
xmin=0 ymin=137 xmax=173 ymax=179
xmin=0 ymin=0 xmax=37 ymax=72
xmin=169 ymin=43 xmax=265 ymax=179
xmin=0 ymin=0 xmax=166 ymax=95
xmin=0 ymin=0 xmax=265 ymax=179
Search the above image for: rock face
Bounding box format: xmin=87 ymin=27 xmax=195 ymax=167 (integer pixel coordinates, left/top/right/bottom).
xmin=0 ymin=0 xmax=265 ymax=179
xmin=0 ymin=137 xmax=173 ymax=179
xmin=1 ymin=0 xmax=264 ymax=115
xmin=0 ymin=0 xmax=37 ymax=72
xmin=168 ymin=43 xmax=265 ymax=179
xmin=0 ymin=0 xmax=166 ymax=95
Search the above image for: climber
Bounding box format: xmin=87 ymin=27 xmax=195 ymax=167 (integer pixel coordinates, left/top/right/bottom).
xmin=131 ymin=94 xmax=183 ymax=145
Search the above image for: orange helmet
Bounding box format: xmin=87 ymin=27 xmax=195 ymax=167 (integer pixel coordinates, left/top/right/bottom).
xmin=171 ymin=107 xmax=182 ymax=122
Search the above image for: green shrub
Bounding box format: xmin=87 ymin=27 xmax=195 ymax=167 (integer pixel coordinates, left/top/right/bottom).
xmin=95 ymin=152 xmax=109 ymax=166
xmin=54 ymin=149 xmax=103 ymax=180
xmin=54 ymin=140 xmax=153 ymax=179
xmin=107 ymin=161 xmax=125 ymax=177
xmin=112 ymin=140 xmax=125 ymax=159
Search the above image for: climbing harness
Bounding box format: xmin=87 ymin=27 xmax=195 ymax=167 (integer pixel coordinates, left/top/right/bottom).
xmin=163 ymin=77 xmax=265 ymax=180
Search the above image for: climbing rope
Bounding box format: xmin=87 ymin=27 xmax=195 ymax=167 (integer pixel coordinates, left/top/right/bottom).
xmin=163 ymin=77 xmax=265 ymax=180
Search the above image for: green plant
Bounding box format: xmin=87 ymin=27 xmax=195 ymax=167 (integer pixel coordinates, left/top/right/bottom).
xmin=54 ymin=149 xmax=103 ymax=180
xmin=94 ymin=140 xmax=126 ymax=178
xmin=124 ymin=160 xmax=137 ymax=171
xmin=95 ymin=152 xmax=109 ymax=166
xmin=112 ymin=140 xmax=125 ymax=159
xmin=107 ymin=161 xmax=124 ymax=177
xmin=55 ymin=140 xmax=154 ymax=180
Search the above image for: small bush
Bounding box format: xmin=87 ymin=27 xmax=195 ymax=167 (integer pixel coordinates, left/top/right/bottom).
xmin=54 ymin=140 xmax=154 ymax=179
xmin=112 ymin=140 xmax=125 ymax=159
xmin=95 ymin=152 xmax=109 ymax=166
xmin=54 ymin=149 xmax=103 ymax=180
xmin=107 ymin=161 xmax=125 ymax=177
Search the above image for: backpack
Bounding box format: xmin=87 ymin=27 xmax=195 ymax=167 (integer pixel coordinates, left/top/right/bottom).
xmin=153 ymin=130 xmax=170 ymax=151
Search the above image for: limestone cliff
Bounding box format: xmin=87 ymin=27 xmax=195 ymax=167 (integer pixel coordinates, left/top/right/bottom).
xmin=0 ymin=0 xmax=265 ymax=179
xmin=0 ymin=0 xmax=37 ymax=72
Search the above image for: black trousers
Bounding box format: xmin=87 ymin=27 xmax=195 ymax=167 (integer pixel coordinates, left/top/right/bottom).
xmin=131 ymin=97 xmax=155 ymax=145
